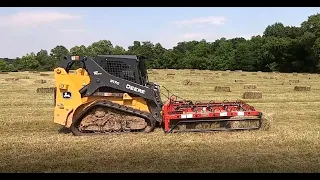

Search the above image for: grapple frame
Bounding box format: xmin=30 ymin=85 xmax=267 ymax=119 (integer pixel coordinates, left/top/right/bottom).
xmin=162 ymin=96 xmax=263 ymax=133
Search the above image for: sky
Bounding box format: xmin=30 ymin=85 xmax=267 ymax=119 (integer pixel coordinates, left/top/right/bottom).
xmin=0 ymin=7 xmax=320 ymax=58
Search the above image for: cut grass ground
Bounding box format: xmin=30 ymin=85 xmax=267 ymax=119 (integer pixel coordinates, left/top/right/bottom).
xmin=0 ymin=70 xmax=320 ymax=172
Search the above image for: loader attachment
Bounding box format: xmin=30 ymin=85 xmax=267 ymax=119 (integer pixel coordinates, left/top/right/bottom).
xmin=162 ymin=96 xmax=265 ymax=133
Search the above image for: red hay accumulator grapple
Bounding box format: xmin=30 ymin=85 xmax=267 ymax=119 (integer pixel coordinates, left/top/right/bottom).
xmin=161 ymin=95 xmax=264 ymax=133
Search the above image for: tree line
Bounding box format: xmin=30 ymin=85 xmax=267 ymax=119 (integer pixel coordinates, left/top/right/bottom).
xmin=1 ymin=13 xmax=320 ymax=73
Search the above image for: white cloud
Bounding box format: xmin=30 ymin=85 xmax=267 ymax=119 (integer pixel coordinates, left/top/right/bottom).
xmin=172 ymin=16 xmax=227 ymax=26
xmin=0 ymin=11 xmax=81 ymax=27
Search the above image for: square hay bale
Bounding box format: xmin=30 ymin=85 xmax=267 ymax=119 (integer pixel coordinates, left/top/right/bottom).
xmin=181 ymin=79 xmax=200 ymax=86
xmin=240 ymin=74 xmax=247 ymax=76
xmin=221 ymin=73 xmax=229 ymax=76
xmin=226 ymin=70 xmax=231 ymax=72
xmin=235 ymin=70 xmax=242 ymax=72
xmin=257 ymin=71 xmax=262 ymax=73
xmin=244 ymin=84 xmax=257 ymax=89
xmin=294 ymin=86 xmax=311 ymax=91
xmin=36 ymin=87 xmax=55 ymax=93
xmin=214 ymin=86 xmax=231 ymax=92
xmin=263 ymin=76 xmax=269 ymax=79
xmin=152 ymin=71 xmax=159 ymax=74
xmin=154 ymin=77 xmax=165 ymax=80
xmin=242 ymin=91 xmax=262 ymax=99
xmin=35 ymin=79 xmax=47 ymax=84
xmin=40 ymin=73 xmax=50 ymax=76
xmin=252 ymin=72 xmax=257 ymax=75
xmin=20 ymin=76 xmax=30 ymax=79
xmin=5 ymin=78 xmax=19 ymax=81
xmin=289 ymin=80 xmax=299 ymax=83
xmin=0 ymin=72 xmax=9 ymax=74
xmin=167 ymin=73 xmax=175 ymax=76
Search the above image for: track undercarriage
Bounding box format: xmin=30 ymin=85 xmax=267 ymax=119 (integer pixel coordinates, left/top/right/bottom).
xmin=70 ymin=100 xmax=155 ymax=136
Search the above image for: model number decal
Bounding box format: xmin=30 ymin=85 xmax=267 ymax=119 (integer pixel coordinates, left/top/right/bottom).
xmin=110 ymin=79 xmax=120 ymax=85
xmin=126 ymin=84 xmax=145 ymax=94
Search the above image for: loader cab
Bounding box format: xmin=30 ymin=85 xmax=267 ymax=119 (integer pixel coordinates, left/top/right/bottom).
xmin=94 ymin=55 xmax=149 ymax=86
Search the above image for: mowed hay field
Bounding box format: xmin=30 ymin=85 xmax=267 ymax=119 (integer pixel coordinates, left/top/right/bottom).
xmin=1 ymin=69 xmax=320 ymax=173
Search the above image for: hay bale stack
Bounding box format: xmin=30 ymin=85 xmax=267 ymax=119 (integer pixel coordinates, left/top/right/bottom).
xmin=35 ymin=79 xmax=47 ymax=84
xmin=234 ymin=79 xmax=244 ymax=82
xmin=242 ymin=91 xmax=262 ymax=99
xmin=289 ymin=80 xmax=299 ymax=83
xmin=294 ymin=86 xmax=311 ymax=91
xmin=214 ymin=86 xmax=231 ymax=92
xmin=40 ymin=73 xmax=50 ymax=77
xmin=36 ymin=87 xmax=55 ymax=93
xmin=5 ymin=78 xmax=19 ymax=81
xmin=244 ymin=84 xmax=257 ymax=89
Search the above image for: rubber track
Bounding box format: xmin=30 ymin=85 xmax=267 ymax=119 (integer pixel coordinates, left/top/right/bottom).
xmin=70 ymin=100 xmax=156 ymax=136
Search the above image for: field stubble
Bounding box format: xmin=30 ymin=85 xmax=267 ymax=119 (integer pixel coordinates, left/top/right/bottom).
xmin=0 ymin=70 xmax=320 ymax=172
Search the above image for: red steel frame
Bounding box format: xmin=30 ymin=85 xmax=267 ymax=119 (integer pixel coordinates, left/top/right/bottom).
xmin=161 ymin=96 xmax=262 ymax=133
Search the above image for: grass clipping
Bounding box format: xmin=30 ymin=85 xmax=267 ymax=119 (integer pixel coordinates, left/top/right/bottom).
xmin=242 ymin=91 xmax=262 ymax=99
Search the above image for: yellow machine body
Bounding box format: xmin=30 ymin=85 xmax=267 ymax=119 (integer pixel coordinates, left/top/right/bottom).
xmin=53 ymin=68 xmax=151 ymax=128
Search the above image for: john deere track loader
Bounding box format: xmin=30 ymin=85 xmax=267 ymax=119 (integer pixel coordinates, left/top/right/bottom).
xmin=53 ymin=55 xmax=267 ymax=136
